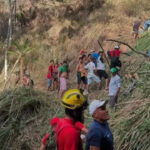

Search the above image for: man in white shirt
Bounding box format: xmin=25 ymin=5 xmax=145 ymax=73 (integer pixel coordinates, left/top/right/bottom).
xmin=108 ymin=68 xmax=121 ymax=108
xmin=85 ymin=57 xmax=101 ymax=91
xmin=97 ymin=51 xmax=109 ymax=90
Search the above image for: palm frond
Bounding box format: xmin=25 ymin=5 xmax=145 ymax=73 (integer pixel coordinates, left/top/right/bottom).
xmin=12 ymin=40 xmax=21 ymax=51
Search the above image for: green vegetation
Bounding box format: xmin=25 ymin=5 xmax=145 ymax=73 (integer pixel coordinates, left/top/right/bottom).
xmin=135 ymin=32 xmax=150 ymax=52
xmin=112 ymin=33 xmax=150 ymax=150
xmin=0 ymin=0 xmax=150 ymax=149
xmin=115 ymin=103 xmax=150 ymax=150
xmin=0 ymin=88 xmax=63 ymax=150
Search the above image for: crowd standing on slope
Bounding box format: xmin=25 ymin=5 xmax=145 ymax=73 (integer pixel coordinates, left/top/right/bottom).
xmin=46 ymin=45 xmax=124 ymax=109
xmin=40 ymin=19 xmax=150 ymax=150
xmin=40 ymin=89 xmax=113 ymax=150
xmin=43 ymin=45 xmax=126 ymax=150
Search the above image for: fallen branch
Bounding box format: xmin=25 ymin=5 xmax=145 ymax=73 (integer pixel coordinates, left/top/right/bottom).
xmin=123 ymin=80 xmax=138 ymax=96
xmin=97 ymin=40 xmax=110 ymax=66
xmin=106 ymin=39 xmax=149 ymax=58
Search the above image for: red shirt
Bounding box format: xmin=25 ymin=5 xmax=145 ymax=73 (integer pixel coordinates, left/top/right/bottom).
xmin=56 ymin=118 xmax=82 ymax=150
xmin=109 ymin=49 xmax=122 ymax=57
xmin=42 ymin=133 xmax=50 ymax=145
xmin=53 ymin=65 xmax=59 ymax=72
xmin=47 ymin=65 xmax=53 ymax=79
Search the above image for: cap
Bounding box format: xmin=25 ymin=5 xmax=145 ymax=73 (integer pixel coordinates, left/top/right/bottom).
xmin=114 ymin=45 xmax=119 ymax=49
xmin=110 ymin=67 xmax=117 ymax=73
xmin=90 ymin=49 xmax=95 ymax=53
xmin=80 ymin=49 xmax=86 ymax=55
xmin=50 ymin=117 xmax=59 ymax=127
xmin=89 ymin=100 xmax=107 ymax=115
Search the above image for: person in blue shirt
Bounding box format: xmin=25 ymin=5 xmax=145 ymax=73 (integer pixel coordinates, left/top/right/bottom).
xmin=142 ymin=19 xmax=150 ymax=33
xmin=91 ymin=50 xmax=99 ymax=67
xmin=85 ymin=100 xmax=114 ymax=150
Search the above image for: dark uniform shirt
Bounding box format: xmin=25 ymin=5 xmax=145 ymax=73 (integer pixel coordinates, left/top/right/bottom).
xmin=85 ymin=120 xmax=114 ymax=150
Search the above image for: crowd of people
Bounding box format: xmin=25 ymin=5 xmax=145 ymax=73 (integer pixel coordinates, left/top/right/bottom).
xmin=40 ymin=18 xmax=150 ymax=150
xmin=20 ymin=17 xmax=150 ymax=150
xmin=40 ymin=89 xmax=113 ymax=150
xmin=46 ymin=60 xmax=70 ymax=97
xmin=42 ymin=45 xmax=130 ymax=150
xmin=42 ymin=17 xmax=150 ymax=149
xmin=46 ymin=45 xmax=126 ymax=108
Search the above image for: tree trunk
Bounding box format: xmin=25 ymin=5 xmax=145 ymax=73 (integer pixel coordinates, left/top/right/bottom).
xmin=20 ymin=56 xmax=24 ymax=84
xmin=4 ymin=0 xmax=13 ymax=81
xmin=3 ymin=54 xmax=21 ymax=90
xmin=4 ymin=49 xmax=8 ymax=81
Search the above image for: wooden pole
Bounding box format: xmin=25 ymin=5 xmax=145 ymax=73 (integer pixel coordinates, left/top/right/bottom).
xmin=97 ymin=40 xmax=110 ymax=66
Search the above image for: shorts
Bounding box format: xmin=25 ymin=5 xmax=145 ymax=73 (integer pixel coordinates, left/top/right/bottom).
xmin=88 ymin=75 xmax=100 ymax=85
xmin=52 ymin=73 xmax=58 ymax=81
xmin=110 ymin=59 xmax=121 ymax=68
xmin=133 ymin=29 xmax=138 ymax=34
xmin=60 ymin=77 xmax=66 ymax=91
xmin=77 ymin=72 xmax=87 ymax=85
xmin=47 ymin=79 xmax=51 ymax=88
xmin=97 ymin=70 xmax=108 ymax=79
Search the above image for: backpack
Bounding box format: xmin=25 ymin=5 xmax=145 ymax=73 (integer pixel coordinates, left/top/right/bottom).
xmin=44 ymin=118 xmax=75 ymax=150
xmin=55 ymin=119 xmax=75 ymax=150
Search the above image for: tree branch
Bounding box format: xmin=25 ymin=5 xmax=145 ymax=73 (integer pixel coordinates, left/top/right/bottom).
xmin=106 ymin=39 xmax=149 ymax=58
xmin=97 ymin=40 xmax=110 ymax=66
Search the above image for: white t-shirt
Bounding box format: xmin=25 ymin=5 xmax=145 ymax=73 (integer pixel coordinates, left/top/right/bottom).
xmin=109 ymin=75 xmax=121 ymax=96
xmin=97 ymin=56 xmax=105 ymax=70
xmin=85 ymin=62 xmax=96 ymax=78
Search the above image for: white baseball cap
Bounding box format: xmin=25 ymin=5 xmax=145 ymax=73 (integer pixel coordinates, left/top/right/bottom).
xmin=89 ymin=100 xmax=107 ymax=115
xmin=114 ymin=45 xmax=119 ymax=49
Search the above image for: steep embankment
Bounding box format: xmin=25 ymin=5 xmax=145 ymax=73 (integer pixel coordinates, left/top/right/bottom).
xmin=0 ymin=34 xmax=149 ymax=149
xmin=1 ymin=0 xmax=150 ymax=90
xmin=0 ymin=88 xmax=64 ymax=150
xmin=0 ymin=0 xmax=150 ymax=149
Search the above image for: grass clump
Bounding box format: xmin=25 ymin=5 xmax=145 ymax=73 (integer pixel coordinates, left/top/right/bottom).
xmin=0 ymin=87 xmax=63 ymax=150
xmin=120 ymin=0 xmax=150 ymax=17
xmin=135 ymin=32 xmax=150 ymax=52
xmin=115 ymin=103 xmax=150 ymax=150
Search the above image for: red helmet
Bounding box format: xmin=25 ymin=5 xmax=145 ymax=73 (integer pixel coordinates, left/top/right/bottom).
xmin=80 ymin=49 xmax=86 ymax=55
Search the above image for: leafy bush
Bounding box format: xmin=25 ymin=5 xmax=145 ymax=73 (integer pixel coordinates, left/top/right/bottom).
xmin=0 ymin=87 xmax=63 ymax=150
xmin=116 ymin=103 xmax=150 ymax=150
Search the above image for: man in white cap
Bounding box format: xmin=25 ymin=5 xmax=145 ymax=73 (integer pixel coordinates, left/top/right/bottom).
xmin=107 ymin=45 xmax=130 ymax=69
xmin=85 ymin=100 xmax=114 ymax=150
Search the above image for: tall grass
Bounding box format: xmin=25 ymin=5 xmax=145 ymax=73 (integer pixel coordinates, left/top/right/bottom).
xmin=0 ymin=87 xmax=63 ymax=150
xmin=115 ymin=103 xmax=150 ymax=150
xmin=121 ymin=0 xmax=150 ymax=17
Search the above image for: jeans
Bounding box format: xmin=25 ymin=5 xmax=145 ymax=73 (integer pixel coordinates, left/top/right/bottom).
xmin=47 ymin=79 xmax=51 ymax=88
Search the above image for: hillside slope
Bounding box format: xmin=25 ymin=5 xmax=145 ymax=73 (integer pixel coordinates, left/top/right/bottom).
xmin=0 ymin=0 xmax=150 ymax=149
xmin=0 ymin=0 xmax=150 ymax=90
